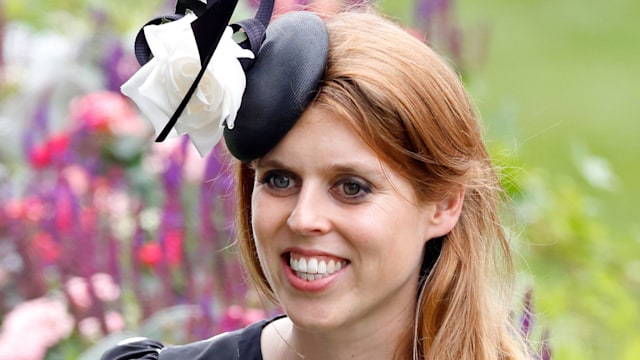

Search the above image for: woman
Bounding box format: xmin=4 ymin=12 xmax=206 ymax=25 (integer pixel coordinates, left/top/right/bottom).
xmin=104 ymin=1 xmax=529 ymax=359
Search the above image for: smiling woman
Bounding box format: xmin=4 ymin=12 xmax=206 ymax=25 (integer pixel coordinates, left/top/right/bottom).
xmin=250 ymin=106 xmax=455 ymax=346
xmin=102 ymin=0 xmax=530 ymax=359
xmin=233 ymin=13 xmax=529 ymax=359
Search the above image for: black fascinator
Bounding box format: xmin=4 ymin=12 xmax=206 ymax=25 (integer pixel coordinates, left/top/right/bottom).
xmin=125 ymin=0 xmax=329 ymax=161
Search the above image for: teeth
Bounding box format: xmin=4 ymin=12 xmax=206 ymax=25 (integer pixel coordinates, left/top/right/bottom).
xmin=298 ymin=258 xmax=307 ymax=272
xmin=327 ymin=260 xmax=335 ymax=273
xmin=295 ymin=272 xmax=330 ymax=281
xmin=317 ymin=260 xmax=327 ymax=274
xmin=307 ymin=258 xmax=318 ymax=274
xmin=290 ymin=255 xmax=347 ymax=281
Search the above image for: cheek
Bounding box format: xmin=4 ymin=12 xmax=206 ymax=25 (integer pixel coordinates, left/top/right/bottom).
xmin=350 ymin=208 xmax=428 ymax=267
xmin=250 ymin=202 xmax=278 ymax=285
xmin=250 ymin=191 xmax=287 ymax=259
xmin=251 ymin=192 xmax=272 ymax=243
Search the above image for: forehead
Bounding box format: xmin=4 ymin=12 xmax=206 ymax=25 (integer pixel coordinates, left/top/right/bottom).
xmin=258 ymin=106 xmax=377 ymax=167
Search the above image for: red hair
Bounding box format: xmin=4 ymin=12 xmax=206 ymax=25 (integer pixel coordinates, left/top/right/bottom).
xmin=234 ymin=10 xmax=529 ymax=360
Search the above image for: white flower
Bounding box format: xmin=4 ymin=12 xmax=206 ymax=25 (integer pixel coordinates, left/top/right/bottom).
xmin=121 ymin=13 xmax=254 ymax=156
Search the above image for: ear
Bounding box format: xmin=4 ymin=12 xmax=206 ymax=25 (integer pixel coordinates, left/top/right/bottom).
xmin=424 ymin=188 xmax=464 ymax=240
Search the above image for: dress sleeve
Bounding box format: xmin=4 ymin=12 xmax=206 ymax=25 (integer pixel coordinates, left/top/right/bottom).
xmin=100 ymin=337 xmax=165 ymax=360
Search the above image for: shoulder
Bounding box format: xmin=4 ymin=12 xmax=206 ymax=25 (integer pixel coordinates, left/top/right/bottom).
xmin=100 ymin=316 xmax=283 ymax=360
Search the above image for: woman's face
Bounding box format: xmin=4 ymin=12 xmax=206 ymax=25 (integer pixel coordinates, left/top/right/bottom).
xmin=251 ymin=106 xmax=443 ymax=334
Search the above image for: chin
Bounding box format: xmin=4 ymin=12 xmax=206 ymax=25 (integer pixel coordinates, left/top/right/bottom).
xmin=288 ymin=312 xmax=341 ymax=333
xmin=280 ymin=299 xmax=345 ymax=332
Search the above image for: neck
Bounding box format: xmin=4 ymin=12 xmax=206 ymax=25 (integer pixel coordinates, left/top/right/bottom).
xmin=263 ymin=305 xmax=415 ymax=360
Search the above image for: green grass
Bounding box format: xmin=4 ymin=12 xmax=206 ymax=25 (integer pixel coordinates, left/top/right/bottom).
xmin=453 ymin=0 xmax=640 ymax=358
xmin=456 ymin=0 xmax=640 ymax=232
xmin=381 ymin=0 xmax=640 ymax=358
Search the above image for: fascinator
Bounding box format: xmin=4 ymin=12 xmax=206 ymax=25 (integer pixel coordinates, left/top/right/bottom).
xmin=121 ymin=0 xmax=329 ymax=161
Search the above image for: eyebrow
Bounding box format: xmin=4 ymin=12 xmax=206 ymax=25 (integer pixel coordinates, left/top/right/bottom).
xmin=254 ymin=158 xmax=285 ymax=170
xmin=255 ymin=157 xmax=387 ymax=181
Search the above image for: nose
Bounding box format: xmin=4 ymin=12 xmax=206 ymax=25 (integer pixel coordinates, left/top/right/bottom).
xmin=286 ymin=185 xmax=332 ymax=236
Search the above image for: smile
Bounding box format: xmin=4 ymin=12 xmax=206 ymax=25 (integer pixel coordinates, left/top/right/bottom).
xmin=288 ymin=253 xmax=349 ymax=282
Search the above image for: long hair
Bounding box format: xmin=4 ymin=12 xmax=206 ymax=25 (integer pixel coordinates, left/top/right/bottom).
xmin=235 ymin=10 xmax=528 ymax=360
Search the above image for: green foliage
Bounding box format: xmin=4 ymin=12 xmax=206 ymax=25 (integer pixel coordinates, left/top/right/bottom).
xmin=3 ymin=0 xmax=638 ymax=359
xmin=489 ymin=140 xmax=640 ymax=359
xmin=378 ymin=0 xmax=415 ymax=23
xmin=5 ymin=0 xmax=164 ymax=32
xmin=457 ymin=0 xmax=640 ymax=356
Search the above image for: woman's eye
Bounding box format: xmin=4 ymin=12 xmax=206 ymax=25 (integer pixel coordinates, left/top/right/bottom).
xmin=270 ymin=174 xmax=291 ymax=189
xmin=259 ymin=171 xmax=298 ymax=195
xmin=333 ymin=178 xmax=372 ymax=201
xmin=342 ymin=182 xmax=362 ymax=196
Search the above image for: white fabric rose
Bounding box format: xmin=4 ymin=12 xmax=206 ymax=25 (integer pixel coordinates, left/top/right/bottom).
xmin=121 ymin=13 xmax=254 ymax=156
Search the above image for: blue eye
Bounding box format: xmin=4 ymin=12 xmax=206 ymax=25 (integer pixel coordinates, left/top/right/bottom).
xmin=270 ymin=174 xmax=291 ymax=189
xmin=259 ymin=170 xmax=298 ymax=195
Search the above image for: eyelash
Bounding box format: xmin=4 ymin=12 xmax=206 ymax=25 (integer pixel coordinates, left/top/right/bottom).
xmin=259 ymin=171 xmax=298 ymax=194
xmin=258 ymin=170 xmax=373 ymax=201
xmin=332 ymin=178 xmax=372 ymax=200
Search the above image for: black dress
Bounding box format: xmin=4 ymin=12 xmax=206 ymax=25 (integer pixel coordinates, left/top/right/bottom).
xmin=100 ymin=316 xmax=283 ymax=360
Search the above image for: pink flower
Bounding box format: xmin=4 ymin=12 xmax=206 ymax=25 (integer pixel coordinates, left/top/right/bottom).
xmin=69 ymin=91 xmax=148 ymax=136
xmin=78 ymin=311 xmax=125 ymax=342
xmin=3 ymin=199 xmax=27 ymax=219
xmin=220 ymin=305 xmax=267 ymax=331
xmin=65 ymin=277 xmax=92 ymax=309
xmin=27 ymin=143 xmax=51 ymax=169
xmin=80 ymin=208 xmax=98 ymax=231
xmin=77 ymin=317 xmax=102 ymax=342
xmin=61 ymin=165 xmax=90 ymax=196
xmin=0 ymin=342 xmax=45 ymax=360
xmin=90 ymin=273 xmax=121 ymax=303
xmin=32 ymin=232 xmax=61 ymax=263
xmin=136 ymin=231 xmax=183 ymax=268
xmin=105 ymin=310 xmax=125 ymax=332
xmin=4 ymin=198 xmax=47 ymax=223
xmin=54 ymin=191 xmax=74 ymax=232
xmin=65 ymin=273 xmax=121 ymax=309
xmin=0 ymin=297 xmax=74 ymax=359
xmin=165 ymin=230 xmax=183 ymax=267
xmin=48 ymin=133 xmax=71 ymax=154
xmin=241 ymin=308 xmax=268 ymax=325
xmin=137 ymin=242 xmax=162 ymax=267
xmin=28 ymin=133 xmax=70 ymax=169
xmin=24 ymin=198 xmax=46 ymax=222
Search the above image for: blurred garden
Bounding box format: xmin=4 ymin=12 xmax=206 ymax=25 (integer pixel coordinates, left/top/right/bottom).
xmin=0 ymin=0 xmax=638 ymax=359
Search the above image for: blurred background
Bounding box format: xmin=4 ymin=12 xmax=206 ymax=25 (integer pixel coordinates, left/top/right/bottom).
xmin=0 ymin=0 xmax=638 ymax=359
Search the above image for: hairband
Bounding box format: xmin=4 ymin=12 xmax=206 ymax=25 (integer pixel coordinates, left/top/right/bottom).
xmin=121 ymin=0 xmax=329 ymax=161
